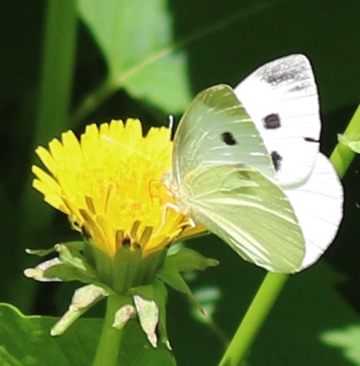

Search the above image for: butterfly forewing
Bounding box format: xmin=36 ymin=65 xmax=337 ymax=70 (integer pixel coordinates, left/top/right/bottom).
xmin=173 ymin=84 xmax=274 ymax=185
xmin=235 ymin=54 xmax=320 ymax=185
xmin=179 ymin=164 xmax=305 ymax=273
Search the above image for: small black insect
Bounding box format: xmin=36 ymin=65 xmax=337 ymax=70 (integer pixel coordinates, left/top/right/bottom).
xmin=221 ymin=131 xmax=237 ymax=145
xmin=122 ymin=237 xmax=131 ymax=246
xmin=263 ymin=113 xmax=281 ymax=129
xmin=271 ymin=150 xmax=283 ymax=171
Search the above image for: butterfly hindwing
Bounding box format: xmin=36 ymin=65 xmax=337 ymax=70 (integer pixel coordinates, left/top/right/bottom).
xmin=234 ymin=54 xmax=320 ymax=185
xmin=173 ymin=84 xmax=274 ymax=184
xmin=178 ymin=164 xmax=305 ymax=273
xmin=284 ymin=153 xmax=343 ymax=270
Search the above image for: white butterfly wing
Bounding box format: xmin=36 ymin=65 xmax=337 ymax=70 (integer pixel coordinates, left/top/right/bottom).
xmin=284 ymin=153 xmax=343 ymax=271
xmin=179 ymin=164 xmax=305 ymax=273
xmin=234 ymin=54 xmax=320 ymax=185
xmin=173 ymin=84 xmax=274 ymax=185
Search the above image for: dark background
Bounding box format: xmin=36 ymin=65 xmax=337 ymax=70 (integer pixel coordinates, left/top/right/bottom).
xmin=1 ymin=0 xmax=360 ymax=365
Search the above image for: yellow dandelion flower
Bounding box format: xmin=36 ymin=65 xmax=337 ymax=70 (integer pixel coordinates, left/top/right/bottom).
xmin=32 ymin=119 xmax=205 ymax=258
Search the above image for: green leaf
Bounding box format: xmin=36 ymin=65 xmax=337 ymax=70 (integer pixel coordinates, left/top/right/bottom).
xmin=121 ymin=322 xmax=177 ymax=366
xmin=51 ymin=284 xmax=108 ymax=336
xmin=0 ymin=303 xmax=101 ymax=365
xmin=158 ymin=248 xmax=218 ymax=297
xmin=158 ymin=248 xmax=218 ymax=313
xmin=78 ymin=0 xmax=192 ymax=114
xmin=158 ymin=261 xmax=194 ymax=297
xmin=0 ymin=303 xmax=176 ymax=366
xmin=321 ymin=325 xmax=360 ymax=365
xmin=76 ymin=0 xmax=286 ymax=121
xmin=153 ymin=279 xmax=171 ymax=349
xmin=113 ymin=303 xmax=136 ymax=330
xmin=25 ymin=247 xmax=57 ymax=257
xmin=338 ymin=133 xmax=360 ymax=154
xmin=190 ymin=285 xmax=221 ymax=324
xmin=24 ymin=242 xmax=100 ymax=286
xmin=164 ymin=247 xmax=219 ymax=272
xmin=132 ymin=285 xmax=159 ymax=347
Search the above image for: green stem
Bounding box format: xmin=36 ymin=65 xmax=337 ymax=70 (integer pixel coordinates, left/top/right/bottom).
xmin=218 ymin=273 xmax=287 ymax=366
xmin=14 ymin=0 xmax=77 ymax=311
xmin=330 ymin=104 xmax=360 ymax=178
xmin=218 ymin=104 xmax=360 ymax=366
xmin=93 ymin=295 xmax=125 ymax=366
xmin=70 ymin=77 xmax=117 ymax=127
xmin=35 ymin=0 xmax=78 ymax=141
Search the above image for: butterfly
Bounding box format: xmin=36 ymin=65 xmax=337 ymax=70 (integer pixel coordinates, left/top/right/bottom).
xmin=170 ymin=54 xmax=343 ymax=273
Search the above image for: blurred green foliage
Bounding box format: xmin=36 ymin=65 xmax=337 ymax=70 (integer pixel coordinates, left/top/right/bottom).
xmin=1 ymin=0 xmax=360 ymax=364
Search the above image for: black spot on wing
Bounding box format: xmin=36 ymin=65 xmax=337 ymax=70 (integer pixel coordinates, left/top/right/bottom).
xmin=289 ymin=85 xmax=304 ymax=92
xmin=304 ymin=137 xmax=319 ymax=143
xmin=271 ymin=150 xmax=282 ymax=171
xmin=266 ymin=71 xmax=295 ymax=85
xmin=263 ymin=113 xmax=281 ymax=129
xmin=221 ymin=131 xmax=237 ymax=145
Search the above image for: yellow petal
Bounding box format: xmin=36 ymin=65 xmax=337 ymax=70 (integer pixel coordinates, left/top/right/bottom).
xmin=32 ymin=120 xmax=205 ymax=257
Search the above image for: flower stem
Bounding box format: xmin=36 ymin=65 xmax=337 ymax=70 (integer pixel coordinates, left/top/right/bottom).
xmin=218 ymin=273 xmax=287 ymax=366
xmin=218 ymin=104 xmax=360 ymax=366
xmin=71 ymin=77 xmax=117 ymax=128
xmin=15 ymin=0 xmax=78 ymax=311
xmin=93 ymin=295 xmax=125 ymax=366
xmin=330 ymin=104 xmax=360 ymax=178
xmin=36 ymin=0 xmax=78 ymax=141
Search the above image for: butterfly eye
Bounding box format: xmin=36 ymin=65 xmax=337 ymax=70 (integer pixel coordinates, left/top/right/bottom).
xmin=221 ymin=131 xmax=237 ymax=145
xmin=263 ymin=113 xmax=281 ymax=129
xmin=271 ymin=150 xmax=282 ymax=171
